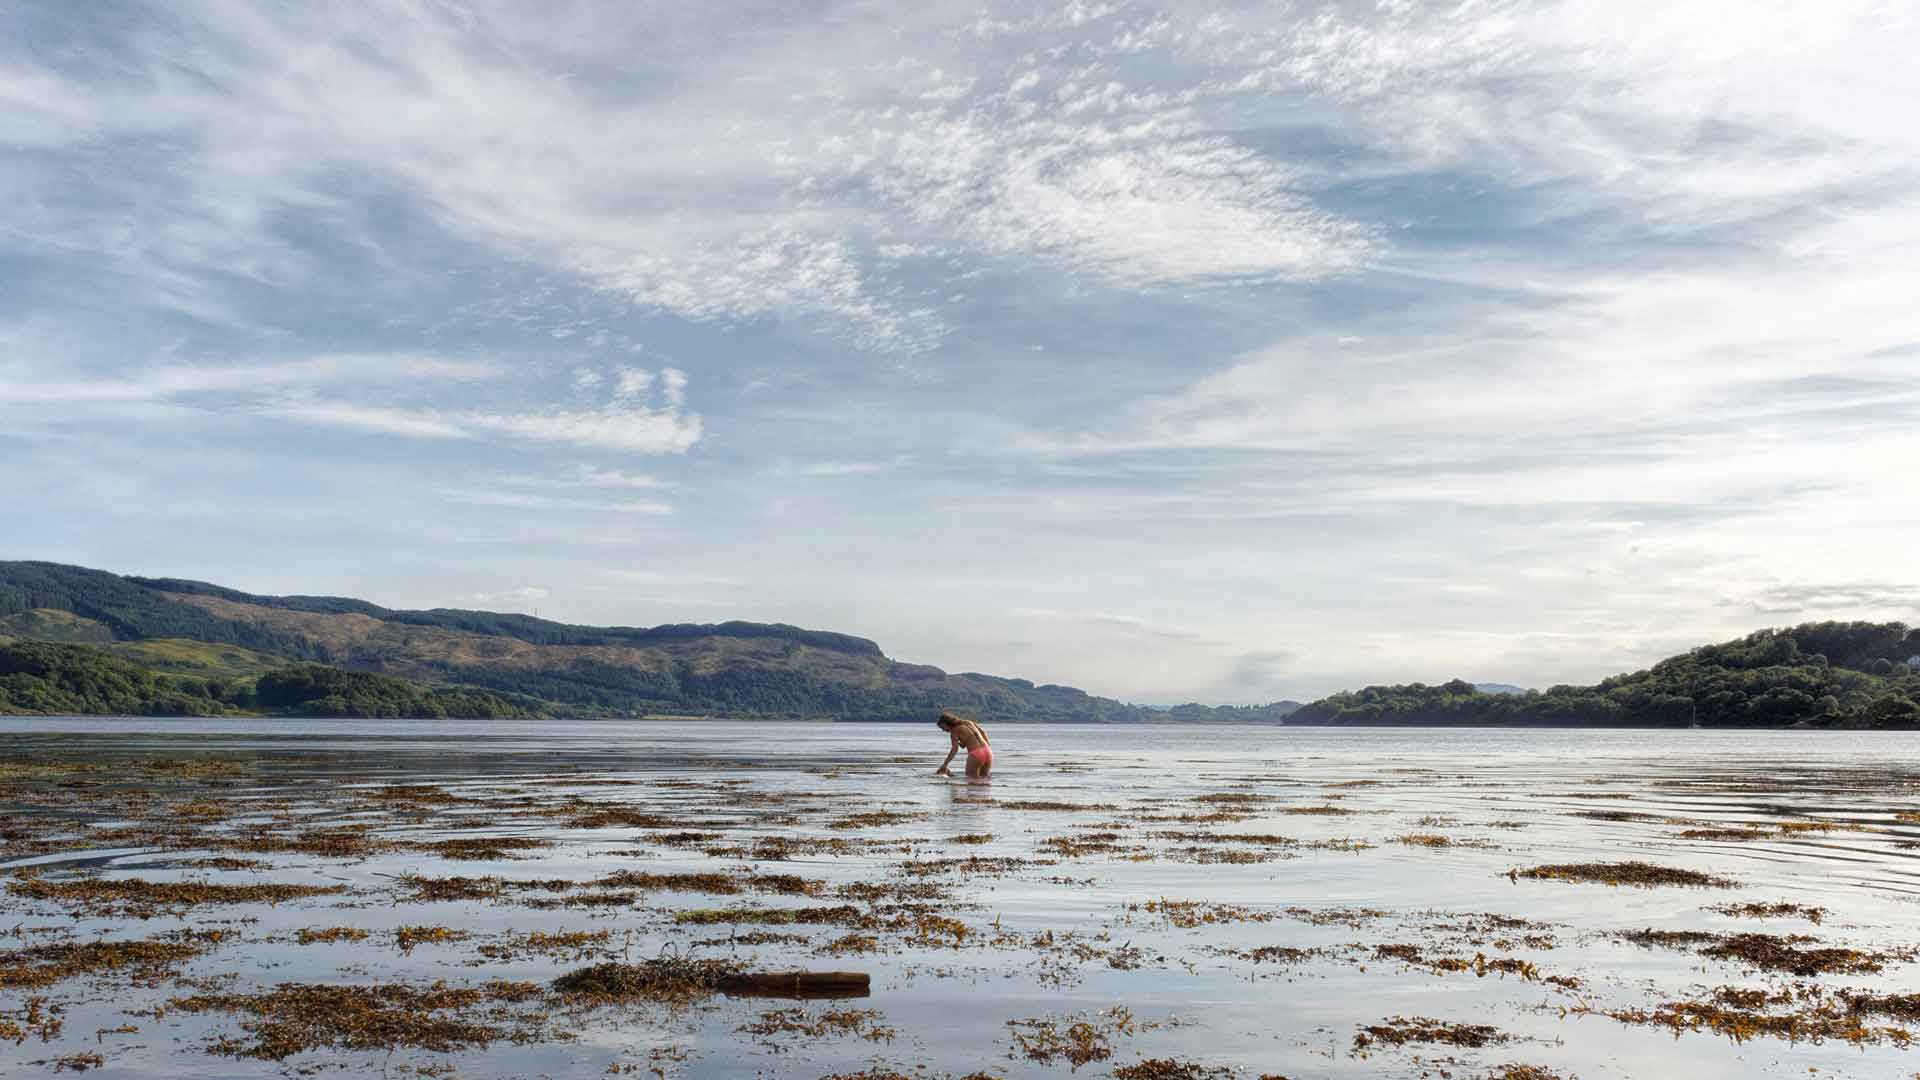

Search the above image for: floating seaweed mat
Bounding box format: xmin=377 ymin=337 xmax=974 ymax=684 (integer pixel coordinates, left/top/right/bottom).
xmin=552 ymin=960 xmax=869 ymax=1003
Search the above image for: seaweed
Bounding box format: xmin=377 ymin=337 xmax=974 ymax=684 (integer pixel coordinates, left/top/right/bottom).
xmin=1007 ymin=1007 xmax=1136 ymax=1066
xmin=395 ymin=925 xmax=473 ymax=953
xmin=1699 ymin=933 xmax=1890 ymax=977
xmin=672 ymin=904 xmax=866 ymax=927
xmin=1510 ymin=862 xmax=1737 ymax=888
xmin=1706 ymin=901 xmax=1826 ymax=924
xmin=0 ymin=937 xmax=212 ymax=990
xmin=552 ymin=957 xmax=744 ymax=1005
xmin=737 ymin=1006 xmax=894 ymax=1042
xmin=416 ymin=837 xmax=549 ymax=860
xmin=7 ymin=877 xmax=347 ymax=917
xmin=169 ymin=980 xmax=547 ymax=1058
xmin=1352 ymin=1016 xmax=1509 ymax=1051
xmin=1606 ymin=997 xmax=1909 ymax=1046
xmin=1110 ymin=1060 xmax=1232 ymax=1080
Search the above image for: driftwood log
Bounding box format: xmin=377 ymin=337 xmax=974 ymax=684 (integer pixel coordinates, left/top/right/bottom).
xmin=716 ymin=970 xmax=871 ymax=998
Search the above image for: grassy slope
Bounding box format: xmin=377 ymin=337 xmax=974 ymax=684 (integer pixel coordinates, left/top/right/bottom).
xmin=102 ymin=639 xmax=289 ymax=680
xmin=0 ymin=609 xmax=116 ymax=644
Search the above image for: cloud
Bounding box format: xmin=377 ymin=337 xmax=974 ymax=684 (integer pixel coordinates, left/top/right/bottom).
xmin=0 ymin=355 xmax=495 ymax=405
xmin=457 ymin=405 xmax=702 ymax=454
xmin=470 ymin=586 xmax=550 ymax=606
xmin=0 ymin=351 xmax=707 ymax=455
xmin=601 ymin=570 xmax=745 ymax=588
xmin=250 ymin=365 xmax=702 ymax=453
xmin=1728 ymin=582 xmax=1920 ymax=617
xmin=498 ymin=466 xmax=674 ymax=491
xmin=1014 ymin=608 xmax=1211 ymax=645
xmin=260 ymin=400 xmax=471 ymax=440
xmin=775 ymin=458 xmax=907 ymax=478
xmin=436 ymin=490 xmax=673 ymax=515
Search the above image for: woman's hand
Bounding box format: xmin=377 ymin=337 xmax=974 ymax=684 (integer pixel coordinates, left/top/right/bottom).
xmin=934 ymin=766 xmax=951 ymax=777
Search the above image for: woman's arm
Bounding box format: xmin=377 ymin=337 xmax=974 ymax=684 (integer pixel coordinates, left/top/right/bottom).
xmin=936 ymin=731 xmax=960 ymax=775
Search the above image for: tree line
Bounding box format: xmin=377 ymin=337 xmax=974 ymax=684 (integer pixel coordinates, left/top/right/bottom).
xmin=0 ymin=641 xmax=533 ymax=720
xmin=1290 ymin=622 xmax=1920 ymax=729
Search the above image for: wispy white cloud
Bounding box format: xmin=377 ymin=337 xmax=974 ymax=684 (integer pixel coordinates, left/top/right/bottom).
xmin=260 ymin=400 xmax=471 ymax=440
xmin=495 ymin=466 xmax=675 ymax=491
xmin=456 ymin=405 xmax=702 ymax=455
xmin=5 ymin=355 xmax=716 ymax=454
xmin=470 ymin=585 xmax=550 ymax=606
xmin=773 ymin=458 xmax=907 ymax=478
xmin=0 ymin=355 xmax=495 ymax=405
xmin=436 ymin=489 xmax=673 ymax=515
xmin=601 ymin=570 xmax=745 ymax=588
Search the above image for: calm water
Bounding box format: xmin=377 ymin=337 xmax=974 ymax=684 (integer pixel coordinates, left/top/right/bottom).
xmin=4 ymin=719 xmax=1920 ymax=1078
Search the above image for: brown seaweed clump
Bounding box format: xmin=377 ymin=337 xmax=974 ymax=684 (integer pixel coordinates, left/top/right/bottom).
xmin=294 ymin=927 xmax=370 ymax=945
xmin=416 ymin=837 xmax=549 ymax=860
xmin=1110 ymin=1059 xmax=1233 ymax=1080
xmin=1236 ymin=946 xmax=1320 ymax=964
xmin=1619 ymin=928 xmax=1899 ymax=976
xmin=1699 ymin=933 xmax=1891 ymax=977
xmin=0 ymin=996 xmax=65 ymax=1044
xmin=1846 ymin=993 xmax=1920 ymax=1022
xmin=1007 ymin=1007 xmax=1137 ymax=1066
xmin=1352 ymin=1016 xmax=1510 ymax=1051
xmin=1510 ymin=862 xmax=1736 ymax=888
xmin=0 ymin=937 xmax=212 ymax=990
xmin=8 ymin=877 xmax=347 ymax=917
xmin=475 ymin=929 xmax=614 ymax=962
xmin=672 ymin=904 xmax=866 ymax=927
xmin=394 ymin=926 xmax=473 ymax=953
xmin=827 ymin=811 xmax=921 ymax=830
xmin=550 ymin=957 xmax=745 ymax=1005
xmin=1706 ymin=901 xmax=1827 ymax=924
xmin=1617 ymin=929 xmax=1720 ymax=950
xmin=168 ymin=980 xmax=547 ymax=1059
xmin=1136 ymin=899 xmax=1278 ymax=929
xmin=224 ymin=828 xmax=391 ymax=858
xmin=819 ymin=1073 xmax=1005 ymax=1080
xmin=737 ymin=1006 xmax=895 ymax=1042
xmin=1606 ymin=997 xmax=1909 ymax=1047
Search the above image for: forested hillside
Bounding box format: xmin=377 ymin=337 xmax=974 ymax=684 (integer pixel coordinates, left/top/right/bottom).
xmin=1292 ymin=623 xmax=1920 ymax=729
xmin=9 ymin=561 xmax=1909 ymax=728
xmin=0 ymin=561 xmax=1174 ymax=721
xmin=0 ymin=641 xmax=532 ymax=718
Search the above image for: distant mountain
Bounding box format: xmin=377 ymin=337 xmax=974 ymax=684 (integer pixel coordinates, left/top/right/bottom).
xmin=1292 ymin=623 xmax=1920 ymax=730
xmin=0 ymin=560 xmax=1224 ymax=723
xmin=11 ymin=561 xmax=1906 ymax=729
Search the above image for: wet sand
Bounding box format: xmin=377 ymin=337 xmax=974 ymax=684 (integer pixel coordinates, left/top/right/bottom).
xmin=3 ymin=719 xmax=1920 ymax=1078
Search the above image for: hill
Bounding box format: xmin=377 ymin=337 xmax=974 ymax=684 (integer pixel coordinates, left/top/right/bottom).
xmin=0 ymin=561 xmax=1199 ymax=722
xmin=0 ymin=640 xmax=532 ymax=719
xmin=1292 ymin=623 xmax=1920 ymax=730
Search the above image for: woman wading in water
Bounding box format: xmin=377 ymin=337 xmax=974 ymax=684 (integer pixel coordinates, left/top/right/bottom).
xmin=934 ymin=711 xmax=992 ymax=780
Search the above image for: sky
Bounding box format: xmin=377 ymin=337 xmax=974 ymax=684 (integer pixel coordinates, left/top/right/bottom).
xmin=3 ymin=1 xmax=1917 ymax=704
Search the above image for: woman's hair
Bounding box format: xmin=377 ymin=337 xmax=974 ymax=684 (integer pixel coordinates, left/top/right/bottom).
xmin=935 ymin=711 xmax=958 ymax=728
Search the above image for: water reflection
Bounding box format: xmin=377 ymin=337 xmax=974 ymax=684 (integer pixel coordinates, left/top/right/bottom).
xmin=3 ymin=719 xmax=1920 ymax=1078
